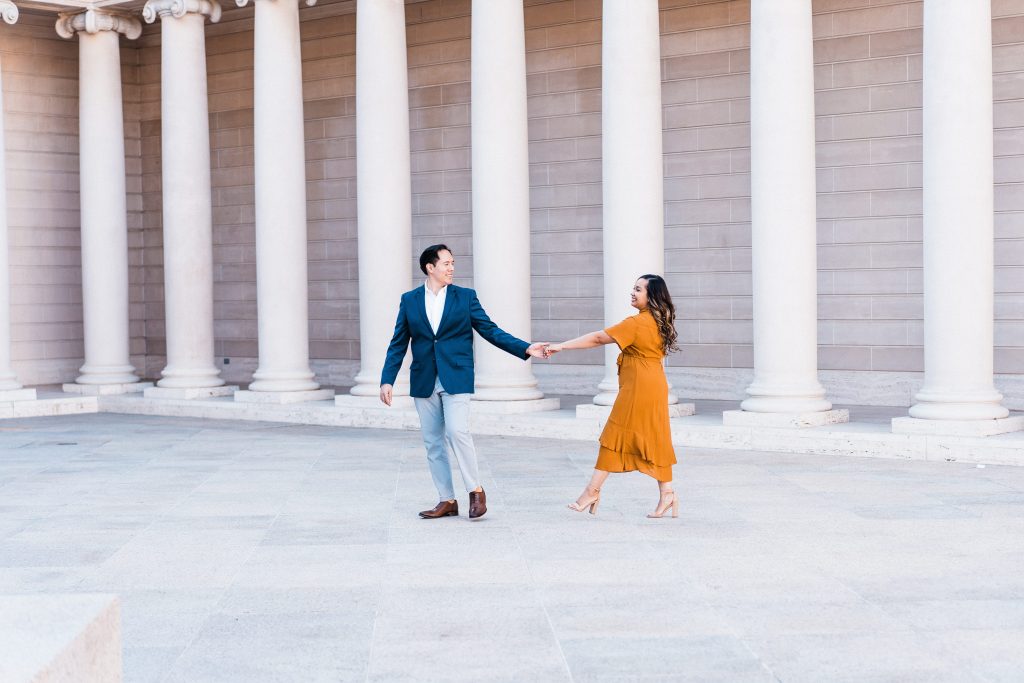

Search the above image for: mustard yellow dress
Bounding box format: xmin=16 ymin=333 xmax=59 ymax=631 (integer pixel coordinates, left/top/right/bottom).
xmin=596 ymin=309 xmax=677 ymax=482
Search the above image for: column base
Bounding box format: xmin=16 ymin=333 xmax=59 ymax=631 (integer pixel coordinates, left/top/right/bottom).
xmin=144 ymin=385 xmax=238 ymax=400
xmin=892 ymin=415 xmax=1024 ymax=437
xmin=577 ymin=402 xmax=694 ymax=420
xmin=471 ymin=397 xmax=560 ymax=414
xmin=246 ymin=373 xmax=320 ymax=393
xmin=234 ymin=388 xmax=335 ymax=404
xmin=156 ymin=375 xmax=227 ymax=390
xmin=908 ymin=399 xmax=1009 ymax=421
xmin=63 ymin=382 xmax=153 ymax=396
xmin=0 ymin=388 xmax=38 ymax=402
xmin=722 ymin=408 xmax=850 ymax=429
xmin=335 ymin=394 xmax=415 ymax=411
xmin=592 ymin=391 xmax=683 ymax=407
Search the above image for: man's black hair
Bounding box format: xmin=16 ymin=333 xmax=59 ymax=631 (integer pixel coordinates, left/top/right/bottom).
xmin=419 ymin=244 xmax=451 ymax=275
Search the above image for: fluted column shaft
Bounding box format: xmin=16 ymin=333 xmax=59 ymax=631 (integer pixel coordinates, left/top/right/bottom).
xmin=145 ymin=0 xmax=224 ymax=389
xmin=742 ymin=0 xmax=830 ymax=414
xmin=349 ymin=0 xmax=412 ymax=398
xmin=594 ymin=0 xmax=667 ymax=406
xmin=910 ymin=0 xmax=1007 ymax=420
xmin=246 ymin=0 xmax=318 ymax=392
xmin=58 ymin=10 xmax=141 ymax=386
xmin=0 ymin=3 xmax=25 ymax=392
xmin=470 ymin=0 xmax=540 ymax=401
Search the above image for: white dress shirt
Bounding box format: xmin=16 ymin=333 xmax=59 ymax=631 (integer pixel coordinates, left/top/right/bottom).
xmin=424 ymin=280 xmax=448 ymax=335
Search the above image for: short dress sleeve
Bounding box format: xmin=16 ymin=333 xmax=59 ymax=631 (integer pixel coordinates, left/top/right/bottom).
xmin=604 ymin=315 xmax=640 ymax=351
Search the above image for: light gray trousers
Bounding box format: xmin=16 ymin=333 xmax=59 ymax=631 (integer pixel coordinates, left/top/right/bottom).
xmin=413 ymin=378 xmax=480 ymax=502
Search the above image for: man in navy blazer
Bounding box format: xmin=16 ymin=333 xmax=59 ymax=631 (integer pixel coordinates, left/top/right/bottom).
xmin=381 ymin=244 xmax=548 ymax=520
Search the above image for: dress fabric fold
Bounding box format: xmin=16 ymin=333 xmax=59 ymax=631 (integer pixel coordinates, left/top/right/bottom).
xmin=595 ymin=309 xmax=677 ymax=482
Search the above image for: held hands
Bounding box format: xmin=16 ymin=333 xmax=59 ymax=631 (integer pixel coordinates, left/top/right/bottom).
xmin=380 ymin=384 xmax=393 ymax=406
xmin=526 ymin=342 xmax=562 ymax=359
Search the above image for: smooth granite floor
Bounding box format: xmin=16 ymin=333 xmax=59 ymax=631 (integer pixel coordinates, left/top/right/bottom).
xmin=2 ymin=414 xmax=1024 ymax=682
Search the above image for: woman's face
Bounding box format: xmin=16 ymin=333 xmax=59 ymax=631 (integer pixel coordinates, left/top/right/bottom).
xmin=631 ymin=279 xmax=649 ymax=310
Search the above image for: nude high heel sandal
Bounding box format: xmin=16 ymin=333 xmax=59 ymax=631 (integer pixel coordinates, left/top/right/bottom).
xmin=568 ymin=489 xmax=600 ymax=514
xmin=647 ymin=491 xmax=679 ymax=519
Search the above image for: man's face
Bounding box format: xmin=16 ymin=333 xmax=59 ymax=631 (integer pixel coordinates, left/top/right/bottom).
xmin=427 ymin=250 xmax=455 ymax=287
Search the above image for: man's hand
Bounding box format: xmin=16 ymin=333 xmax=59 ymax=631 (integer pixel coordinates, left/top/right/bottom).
xmin=526 ymin=342 xmax=551 ymax=359
xmin=380 ymin=384 xmax=393 ymax=406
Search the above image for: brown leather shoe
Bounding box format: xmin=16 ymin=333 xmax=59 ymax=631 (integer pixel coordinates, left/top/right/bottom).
xmin=469 ymin=489 xmax=487 ymax=519
xmin=419 ymin=500 xmax=458 ymax=519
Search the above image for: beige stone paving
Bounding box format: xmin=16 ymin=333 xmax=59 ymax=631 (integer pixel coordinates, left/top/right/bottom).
xmin=2 ymin=413 xmax=1024 ymax=681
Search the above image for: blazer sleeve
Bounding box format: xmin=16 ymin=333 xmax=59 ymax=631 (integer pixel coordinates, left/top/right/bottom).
xmin=469 ymin=291 xmax=530 ymax=360
xmin=380 ymin=296 xmax=411 ymax=386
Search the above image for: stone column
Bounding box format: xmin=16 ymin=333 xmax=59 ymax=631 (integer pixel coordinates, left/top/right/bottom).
xmin=469 ymin=0 xmax=556 ymax=414
xmin=57 ymin=9 xmax=150 ymax=395
xmin=582 ymin=0 xmax=688 ymax=420
xmin=142 ymin=0 xmax=234 ymax=400
xmin=234 ymin=0 xmax=332 ymax=404
xmin=339 ymin=0 xmax=413 ymax=410
xmin=0 ymin=1 xmax=34 ymax=401
xmin=723 ymin=0 xmax=847 ymax=428
xmin=894 ymin=0 xmax=1021 ymax=436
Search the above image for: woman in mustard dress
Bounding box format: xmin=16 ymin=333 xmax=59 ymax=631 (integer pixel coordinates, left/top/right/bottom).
xmin=546 ymin=274 xmax=680 ymax=518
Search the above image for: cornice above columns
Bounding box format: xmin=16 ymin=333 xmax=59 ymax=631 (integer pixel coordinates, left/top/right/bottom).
xmin=1 ymin=1 xmax=17 ymax=24
xmin=143 ymin=0 xmax=222 ymax=25
xmin=56 ymin=8 xmax=142 ymax=40
xmin=235 ymin=0 xmax=317 ymax=9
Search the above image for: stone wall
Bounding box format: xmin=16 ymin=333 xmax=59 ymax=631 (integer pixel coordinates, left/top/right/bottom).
xmin=1 ymin=13 xmax=145 ymax=386
xmin=4 ymin=0 xmax=1024 ymax=405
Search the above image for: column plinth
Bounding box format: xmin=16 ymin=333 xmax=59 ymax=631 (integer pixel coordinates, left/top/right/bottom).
xmin=234 ymin=0 xmax=328 ymax=402
xmin=898 ymin=0 xmax=1015 ymax=434
xmin=469 ymin=0 xmax=545 ymax=405
xmin=347 ymin=0 xmax=412 ymax=403
xmin=592 ymin=0 xmax=677 ymax=410
xmin=57 ymin=10 xmax=144 ymax=392
xmin=143 ymin=0 xmax=227 ymax=395
xmin=733 ymin=0 xmax=845 ymax=427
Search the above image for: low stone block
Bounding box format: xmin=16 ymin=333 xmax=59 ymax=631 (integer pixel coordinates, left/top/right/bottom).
xmin=233 ymin=388 xmax=336 ymax=404
xmin=335 ymin=394 xmax=416 ymax=411
xmin=576 ymin=402 xmax=695 ymax=420
xmin=144 ymin=385 xmax=239 ymax=400
xmin=470 ymin=397 xmax=561 ymax=414
xmin=2 ymin=396 xmax=98 ymax=420
xmin=891 ymin=415 xmax=1024 ymax=437
xmin=62 ymin=382 xmax=153 ymax=396
xmin=0 ymin=593 xmax=121 ymax=683
xmin=0 ymin=388 xmax=37 ymax=402
xmin=722 ymin=408 xmax=851 ymax=428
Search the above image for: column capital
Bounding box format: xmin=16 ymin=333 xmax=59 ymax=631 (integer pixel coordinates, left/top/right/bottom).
xmin=235 ymin=0 xmax=316 ymax=8
xmin=143 ymin=0 xmax=221 ymax=24
xmin=1 ymin=1 xmax=18 ymax=25
xmin=56 ymin=8 xmax=142 ymax=40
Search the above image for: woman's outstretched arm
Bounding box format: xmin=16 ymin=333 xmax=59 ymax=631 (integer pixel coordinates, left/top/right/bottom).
xmin=548 ymin=330 xmax=614 ymax=354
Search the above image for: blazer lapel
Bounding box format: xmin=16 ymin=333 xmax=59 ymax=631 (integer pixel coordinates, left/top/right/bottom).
xmin=436 ymin=285 xmax=457 ymax=336
xmin=411 ymin=285 xmax=432 ymax=336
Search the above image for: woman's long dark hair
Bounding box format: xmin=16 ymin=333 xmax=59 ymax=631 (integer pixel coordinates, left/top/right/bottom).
xmin=639 ymin=274 xmax=679 ymax=355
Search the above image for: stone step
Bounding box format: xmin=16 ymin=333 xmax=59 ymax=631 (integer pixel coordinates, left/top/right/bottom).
xmin=0 ymin=594 xmax=121 ymax=683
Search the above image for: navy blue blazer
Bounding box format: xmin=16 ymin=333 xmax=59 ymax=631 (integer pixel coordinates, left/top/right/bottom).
xmin=380 ymin=284 xmax=530 ymax=398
